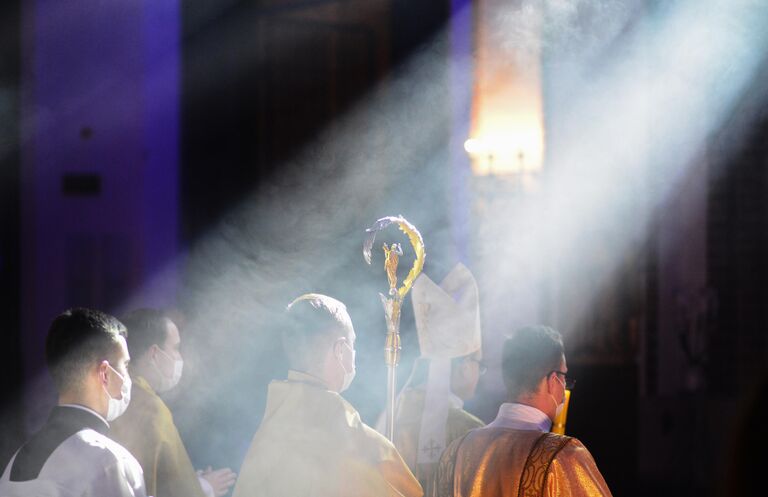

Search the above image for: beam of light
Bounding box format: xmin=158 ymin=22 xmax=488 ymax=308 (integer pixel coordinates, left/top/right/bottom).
xmin=172 ymin=0 xmax=768 ymax=467
xmin=470 ymin=0 xmax=768 ymax=393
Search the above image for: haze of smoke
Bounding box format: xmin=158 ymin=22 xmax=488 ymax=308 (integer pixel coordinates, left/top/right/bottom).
xmin=12 ymin=0 xmax=765 ymax=469
xmin=167 ymin=0 xmax=768 ymax=467
xmin=173 ymin=26 xmax=462 ymax=467
xmin=474 ymin=0 xmax=768 ymax=353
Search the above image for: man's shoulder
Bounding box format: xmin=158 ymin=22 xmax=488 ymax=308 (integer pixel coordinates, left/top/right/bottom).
xmin=111 ymin=380 xmax=173 ymax=434
xmin=553 ymin=436 xmax=596 ymax=462
xmin=445 ymin=428 xmax=557 ymax=466
xmin=448 ymin=406 xmax=484 ymax=431
xmin=355 ymin=417 xmax=411 ymax=463
xmin=35 ymin=428 xmax=143 ymax=480
xmin=130 ymin=379 xmax=171 ymax=415
xmin=70 ymin=428 xmax=142 ymax=465
xmin=450 ymin=430 xmax=593 ymax=466
xmin=469 ymin=425 xmax=542 ymax=443
xmin=359 ymin=419 xmax=393 ymax=446
xmin=548 ymin=436 xmax=613 ymax=496
xmin=258 ymin=382 xmax=368 ymax=447
xmin=521 ymin=433 xmax=602 ymax=474
xmin=52 ymin=429 xmax=146 ymax=495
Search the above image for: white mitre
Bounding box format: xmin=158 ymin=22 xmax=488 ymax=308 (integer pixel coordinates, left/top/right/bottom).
xmin=412 ymin=262 xmax=482 ymax=359
xmin=409 ymin=263 xmax=481 ymax=464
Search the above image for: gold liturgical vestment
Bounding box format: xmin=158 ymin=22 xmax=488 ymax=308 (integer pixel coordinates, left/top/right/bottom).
xmin=233 ymin=370 xmax=422 ymax=497
xmin=393 ymin=388 xmax=483 ymax=493
xmin=431 ymin=427 xmax=612 ymax=497
xmin=110 ymin=376 xmax=206 ymax=497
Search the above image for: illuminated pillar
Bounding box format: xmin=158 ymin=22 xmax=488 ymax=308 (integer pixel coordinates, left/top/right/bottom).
xmin=466 ymin=0 xmax=547 ymax=405
xmin=466 ymin=0 xmax=544 ymax=181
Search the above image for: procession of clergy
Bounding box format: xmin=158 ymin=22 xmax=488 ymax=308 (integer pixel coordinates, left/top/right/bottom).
xmin=0 ymin=263 xmax=612 ymax=497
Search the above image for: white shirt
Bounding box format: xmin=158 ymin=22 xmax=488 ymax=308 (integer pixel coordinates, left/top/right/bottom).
xmin=486 ymin=402 xmax=552 ymax=432
xmin=0 ymin=406 xmax=146 ymax=497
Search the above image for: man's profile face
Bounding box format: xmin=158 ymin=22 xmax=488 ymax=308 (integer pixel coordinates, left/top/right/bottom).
xmin=553 ymin=354 xmax=568 ymax=404
xmin=162 ymin=320 xmax=182 ymax=359
xmin=451 ymin=349 xmax=482 ymax=401
xmin=339 ymin=326 xmax=356 ymax=373
xmin=114 ymin=336 xmax=130 ymax=376
xmin=153 ymin=319 xmax=182 ymax=374
xmin=105 ymin=336 xmax=130 ymax=399
xmin=326 ymin=323 xmax=357 ymax=393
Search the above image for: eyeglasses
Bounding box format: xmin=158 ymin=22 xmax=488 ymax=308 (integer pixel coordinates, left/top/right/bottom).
xmin=549 ymin=370 xmax=576 ymax=390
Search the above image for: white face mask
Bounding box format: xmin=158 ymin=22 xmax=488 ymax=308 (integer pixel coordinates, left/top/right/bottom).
xmin=338 ymin=340 xmax=356 ymax=393
xmin=549 ymin=374 xmax=566 ymax=418
xmin=152 ymin=346 xmax=184 ymax=393
xmin=552 ymin=397 xmax=565 ymax=418
xmin=105 ymin=364 xmax=131 ymax=421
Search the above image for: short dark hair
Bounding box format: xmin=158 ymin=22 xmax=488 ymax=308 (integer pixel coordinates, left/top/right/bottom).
xmin=45 ymin=308 xmax=126 ymax=392
xmin=121 ymin=308 xmax=172 ymax=359
xmin=502 ymin=325 xmax=564 ymax=399
xmin=283 ymin=294 xmax=352 ymax=369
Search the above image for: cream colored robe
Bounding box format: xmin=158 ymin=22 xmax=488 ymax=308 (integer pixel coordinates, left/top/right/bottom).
xmin=431 ymin=427 xmax=612 ymax=497
xmin=393 ymin=388 xmax=484 ymax=495
xmin=233 ymin=371 xmax=422 ymax=497
xmin=110 ymin=376 xmax=206 ymax=497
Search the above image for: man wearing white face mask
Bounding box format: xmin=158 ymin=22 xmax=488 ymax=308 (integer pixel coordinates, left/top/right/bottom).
xmin=431 ymin=325 xmax=612 ymax=497
xmin=110 ymin=309 xmax=236 ymax=497
xmin=233 ymin=293 xmax=422 ymax=497
xmin=0 ymin=308 xmax=146 ymax=497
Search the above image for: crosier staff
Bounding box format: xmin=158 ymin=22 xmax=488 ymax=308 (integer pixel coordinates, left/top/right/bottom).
xmin=363 ymin=216 xmax=425 ymax=442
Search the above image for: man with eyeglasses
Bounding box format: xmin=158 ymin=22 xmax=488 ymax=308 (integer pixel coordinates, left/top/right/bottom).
xmin=233 ymin=293 xmax=422 ymax=497
xmin=431 ymin=325 xmax=612 ymax=497
xmin=388 ymin=264 xmax=485 ymax=495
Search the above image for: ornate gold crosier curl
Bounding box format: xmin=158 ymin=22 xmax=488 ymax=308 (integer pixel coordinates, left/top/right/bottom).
xmin=363 ymin=216 xmax=425 ymax=441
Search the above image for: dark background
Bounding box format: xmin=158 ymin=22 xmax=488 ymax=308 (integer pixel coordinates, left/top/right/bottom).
xmin=0 ymin=0 xmax=23 ymax=465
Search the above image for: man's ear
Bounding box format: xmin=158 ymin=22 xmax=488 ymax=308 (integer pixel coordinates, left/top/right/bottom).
xmin=455 ymin=358 xmax=469 ymax=376
xmin=147 ymin=343 xmax=160 ymax=361
xmin=332 ymin=339 xmax=344 ymax=360
xmin=542 ymin=373 xmax=555 ymax=395
xmin=97 ymin=360 xmax=110 ymax=384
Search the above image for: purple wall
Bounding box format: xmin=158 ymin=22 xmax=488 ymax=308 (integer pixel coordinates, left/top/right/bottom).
xmin=20 ymin=0 xmax=180 ymax=425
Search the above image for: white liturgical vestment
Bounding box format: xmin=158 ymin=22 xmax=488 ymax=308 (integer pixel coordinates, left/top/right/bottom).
xmin=0 ymin=405 xmax=146 ymax=497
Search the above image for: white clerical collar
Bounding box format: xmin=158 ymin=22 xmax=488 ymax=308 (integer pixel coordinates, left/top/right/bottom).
xmin=487 ymin=402 xmax=552 ymax=432
xmin=59 ymin=403 xmax=110 ymax=428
